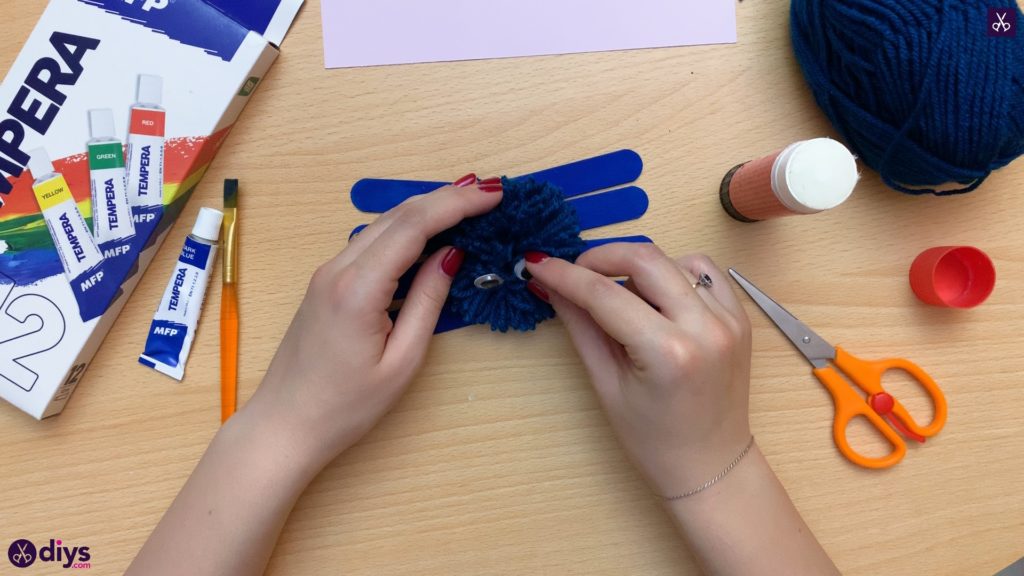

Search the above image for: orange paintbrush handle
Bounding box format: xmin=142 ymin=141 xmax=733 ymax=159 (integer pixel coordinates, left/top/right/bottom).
xmin=220 ymin=283 xmax=238 ymax=424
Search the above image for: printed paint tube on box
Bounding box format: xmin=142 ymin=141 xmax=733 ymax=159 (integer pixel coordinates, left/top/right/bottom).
xmin=29 ymin=148 xmax=103 ymax=281
xmin=0 ymin=0 xmax=302 ymax=420
xmin=27 ymin=148 xmax=112 ymax=321
xmin=126 ymin=75 xmax=165 ymax=218
xmin=139 ymin=208 xmax=222 ymax=381
xmin=87 ymin=109 xmax=135 ymax=251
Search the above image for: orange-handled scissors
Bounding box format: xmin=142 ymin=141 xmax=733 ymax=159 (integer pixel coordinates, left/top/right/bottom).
xmin=729 ymin=269 xmax=947 ymax=469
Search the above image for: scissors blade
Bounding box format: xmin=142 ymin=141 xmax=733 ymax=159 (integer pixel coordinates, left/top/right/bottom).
xmin=728 ymin=269 xmax=836 ymax=369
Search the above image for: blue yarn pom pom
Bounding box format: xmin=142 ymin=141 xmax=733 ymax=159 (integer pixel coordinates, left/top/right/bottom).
xmin=444 ymin=177 xmax=585 ymax=332
xmin=791 ymin=0 xmax=1024 ymax=194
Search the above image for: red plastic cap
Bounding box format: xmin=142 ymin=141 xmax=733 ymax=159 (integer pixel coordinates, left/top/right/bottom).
xmin=910 ymin=246 xmax=996 ymax=308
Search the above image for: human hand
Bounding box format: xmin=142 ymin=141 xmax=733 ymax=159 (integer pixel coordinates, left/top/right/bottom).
xmin=524 ymin=244 xmax=753 ymax=497
xmin=244 ymin=174 xmax=504 ymax=468
xmin=348 ymin=150 xmax=652 ymax=334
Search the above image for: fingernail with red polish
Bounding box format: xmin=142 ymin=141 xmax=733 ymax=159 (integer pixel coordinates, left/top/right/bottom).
xmin=478 ymin=177 xmax=503 ymax=193
xmin=525 ymin=251 xmax=549 ymax=264
xmin=527 ymin=281 xmax=550 ymax=302
xmin=453 ymin=173 xmax=477 ymax=187
xmin=441 ymin=247 xmax=465 ymax=278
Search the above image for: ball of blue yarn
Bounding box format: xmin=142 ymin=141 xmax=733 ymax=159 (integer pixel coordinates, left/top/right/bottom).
xmin=791 ymin=0 xmax=1024 ymax=195
xmin=444 ymin=177 xmax=586 ymax=332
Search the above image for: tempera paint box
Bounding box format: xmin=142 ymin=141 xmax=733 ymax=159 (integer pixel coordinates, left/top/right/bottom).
xmin=0 ymin=0 xmax=303 ymax=419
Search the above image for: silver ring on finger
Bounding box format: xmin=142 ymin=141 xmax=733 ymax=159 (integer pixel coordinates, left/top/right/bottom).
xmin=692 ymin=273 xmax=713 ymax=290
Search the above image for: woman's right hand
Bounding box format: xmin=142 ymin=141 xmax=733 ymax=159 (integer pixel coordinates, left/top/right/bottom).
xmin=524 ymin=244 xmax=753 ymax=498
xmin=528 ymin=243 xmax=840 ymax=575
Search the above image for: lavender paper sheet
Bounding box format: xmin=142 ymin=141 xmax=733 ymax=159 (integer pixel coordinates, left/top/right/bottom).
xmin=321 ymin=0 xmax=737 ymax=68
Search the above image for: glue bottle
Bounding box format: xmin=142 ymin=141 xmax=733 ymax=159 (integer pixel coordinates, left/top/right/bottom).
xmin=719 ymin=138 xmax=859 ymax=222
xmin=126 ymin=74 xmax=165 ymax=215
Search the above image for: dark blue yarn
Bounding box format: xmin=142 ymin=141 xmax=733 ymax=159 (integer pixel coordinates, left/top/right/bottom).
xmin=791 ymin=0 xmax=1024 ymax=195
xmin=444 ymin=177 xmax=586 ymax=332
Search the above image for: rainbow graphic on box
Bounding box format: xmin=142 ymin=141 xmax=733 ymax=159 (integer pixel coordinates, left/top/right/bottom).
xmin=1 ymin=129 xmax=230 ymax=291
xmin=0 ymin=0 xmax=302 ymax=420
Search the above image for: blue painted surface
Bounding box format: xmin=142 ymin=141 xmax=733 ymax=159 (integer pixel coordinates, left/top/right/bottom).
xmin=77 ymin=0 xmax=253 ymax=61
xmin=351 ymin=150 xmax=644 ymax=213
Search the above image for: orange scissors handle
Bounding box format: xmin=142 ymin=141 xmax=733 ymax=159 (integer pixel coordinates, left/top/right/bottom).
xmin=813 ymin=365 xmax=906 ymax=469
xmin=832 ymin=347 xmax=948 ymax=438
xmin=812 ymin=347 xmax=948 ymax=469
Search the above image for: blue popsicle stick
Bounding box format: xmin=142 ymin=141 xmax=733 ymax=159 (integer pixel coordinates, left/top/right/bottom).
xmin=351 ymin=149 xmax=643 ymax=213
xmin=350 ymin=185 xmax=649 ymax=240
xmin=571 ymin=186 xmax=649 ymax=230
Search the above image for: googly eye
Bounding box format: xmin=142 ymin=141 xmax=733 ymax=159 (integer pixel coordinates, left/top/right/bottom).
xmin=474 ymin=273 xmax=504 ymax=290
xmin=513 ymin=258 xmax=531 ymax=281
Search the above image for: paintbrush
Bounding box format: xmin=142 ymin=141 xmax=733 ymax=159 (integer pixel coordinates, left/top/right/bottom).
xmin=220 ymin=179 xmax=239 ymax=423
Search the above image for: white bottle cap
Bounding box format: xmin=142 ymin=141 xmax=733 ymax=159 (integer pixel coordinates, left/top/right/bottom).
xmin=771 ymin=138 xmax=859 ymax=214
xmin=192 ymin=207 xmax=224 ymax=242
xmin=137 ymin=74 xmax=163 ymax=106
xmin=89 ymin=109 xmax=116 ymax=139
xmin=27 ymin=147 xmax=54 ymax=178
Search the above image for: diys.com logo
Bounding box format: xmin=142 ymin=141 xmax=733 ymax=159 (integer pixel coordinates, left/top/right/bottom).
xmin=7 ymin=538 xmax=91 ymax=570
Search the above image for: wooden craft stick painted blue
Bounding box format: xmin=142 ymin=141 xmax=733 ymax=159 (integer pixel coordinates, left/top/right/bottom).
xmin=351 ymin=149 xmax=643 ymax=213
xmin=350 ymin=185 xmax=649 ymax=240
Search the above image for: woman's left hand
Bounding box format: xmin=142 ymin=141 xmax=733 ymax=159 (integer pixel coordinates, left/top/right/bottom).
xmin=245 ymin=174 xmax=504 ymax=468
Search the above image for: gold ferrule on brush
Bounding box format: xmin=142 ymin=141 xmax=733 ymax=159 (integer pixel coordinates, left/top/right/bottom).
xmin=222 ymin=208 xmax=237 ymax=284
xmin=222 ymin=179 xmax=239 ymax=284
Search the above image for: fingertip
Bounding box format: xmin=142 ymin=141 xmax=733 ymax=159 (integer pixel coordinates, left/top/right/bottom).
xmin=526 ymin=280 xmax=550 ymax=303
xmin=382 ymin=247 xmax=457 ymax=368
xmin=453 ymin=173 xmax=477 ymax=187
xmin=474 ymin=181 xmax=505 ymax=204
xmin=523 ymin=254 xmax=568 ymax=296
xmin=440 ymin=246 xmax=465 ymax=278
xmin=449 ymin=179 xmax=504 ymax=215
xmin=525 ymin=251 xmax=550 ymax=264
xmin=522 ymin=252 xmax=551 ymax=277
xmin=406 ymin=245 xmax=456 ymax=301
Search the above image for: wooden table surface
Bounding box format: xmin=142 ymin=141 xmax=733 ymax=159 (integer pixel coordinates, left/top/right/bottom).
xmin=3 ymin=1 xmax=1023 ymax=574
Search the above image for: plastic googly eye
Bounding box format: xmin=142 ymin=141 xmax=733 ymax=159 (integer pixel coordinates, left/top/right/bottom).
xmin=513 ymin=258 xmax=531 ymax=281
xmin=474 ymin=273 xmax=504 ymax=290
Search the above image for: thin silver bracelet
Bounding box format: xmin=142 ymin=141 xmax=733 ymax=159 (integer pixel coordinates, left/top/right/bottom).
xmin=662 ymin=436 xmax=756 ymax=501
